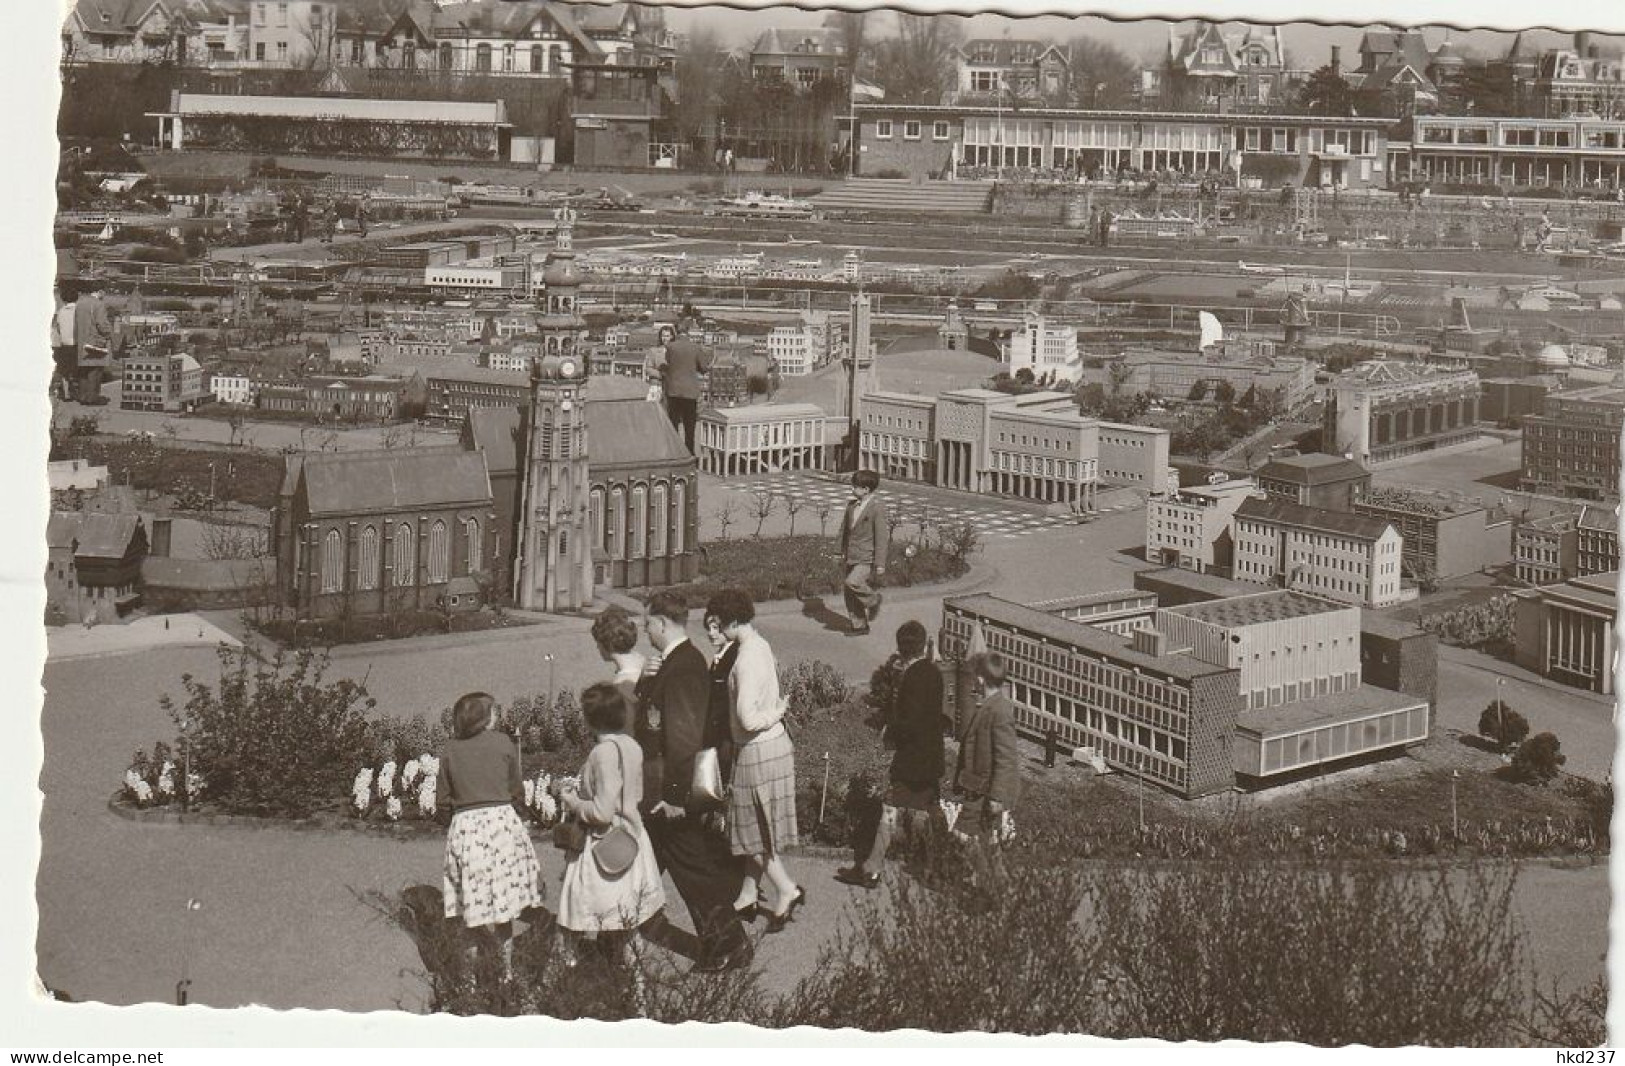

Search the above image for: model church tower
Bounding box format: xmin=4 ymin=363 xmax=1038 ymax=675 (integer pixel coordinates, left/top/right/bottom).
xmin=515 ymin=353 xmax=592 ymax=611
xmin=537 ymin=205 xmax=589 ymax=363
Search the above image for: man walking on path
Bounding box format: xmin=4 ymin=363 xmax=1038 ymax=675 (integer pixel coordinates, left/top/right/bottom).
xmin=837 ymin=621 xmax=945 ymax=888
xmin=661 ymin=317 xmax=712 ymax=453
xmin=636 ymin=591 xmax=751 ymax=973
xmin=839 ymin=469 xmax=889 ymax=636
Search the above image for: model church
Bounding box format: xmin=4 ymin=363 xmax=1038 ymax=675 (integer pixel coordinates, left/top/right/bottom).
xmin=273 ymin=212 xmax=699 ymax=619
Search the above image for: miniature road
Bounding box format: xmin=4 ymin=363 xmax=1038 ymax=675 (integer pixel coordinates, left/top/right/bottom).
xmin=34 ymin=501 xmax=1611 ymax=1013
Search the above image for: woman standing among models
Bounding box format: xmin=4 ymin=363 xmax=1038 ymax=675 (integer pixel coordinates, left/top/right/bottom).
xmin=592 ymin=607 xmax=647 ymax=710
xmin=438 ymin=691 xmax=543 ymax=982
xmin=702 ymin=610 xmax=740 ymax=786
xmin=709 ymin=589 xmax=805 ymax=932
xmin=557 ymin=684 xmax=665 ymax=958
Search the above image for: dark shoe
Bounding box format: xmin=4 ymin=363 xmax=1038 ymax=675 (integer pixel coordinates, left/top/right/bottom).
xmin=734 ymin=902 xmax=759 ymax=922
xmin=834 ymin=866 xmax=880 ymax=889
xmin=692 ymin=941 xmax=754 ymax=975
xmin=849 ymin=620 xmax=870 ymax=636
xmin=868 ymin=594 xmax=884 ymax=621
xmin=764 ymin=887 xmax=806 ymax=934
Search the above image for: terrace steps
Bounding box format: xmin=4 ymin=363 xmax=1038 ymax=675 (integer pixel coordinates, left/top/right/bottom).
xmin=813 ymin=178 xmax=993 ymax=215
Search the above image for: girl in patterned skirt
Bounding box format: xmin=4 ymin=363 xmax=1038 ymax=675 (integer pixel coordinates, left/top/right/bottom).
xmin=439 ymin=691 xmax=542 ymax=981
xmin=709 ymin=589 xmax=805 ymax=934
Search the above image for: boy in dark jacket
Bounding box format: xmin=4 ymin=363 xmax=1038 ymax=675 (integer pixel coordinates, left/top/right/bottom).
xmin=954 ymin=652 xmax=1021 ymax=840
xmin=837 ymin=621 xmax=944 ymax=888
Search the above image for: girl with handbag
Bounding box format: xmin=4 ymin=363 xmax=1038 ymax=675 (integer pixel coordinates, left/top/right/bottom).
xmin=557 ymin=683 xmax=665 ymax=961
xmin=709 ymin=590 xmax=804 ymax=933
xmin=439 ymin=692 xmax=543 ymax=983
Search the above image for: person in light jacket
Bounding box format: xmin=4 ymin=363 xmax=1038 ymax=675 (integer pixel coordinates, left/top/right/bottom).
xmin=710 ymin=589 xmax=804 ymax=933
xmin=955 ymin=652 xmax=1021 ymax=840
xmin=839 ymin=469 xmax=890 ymax=635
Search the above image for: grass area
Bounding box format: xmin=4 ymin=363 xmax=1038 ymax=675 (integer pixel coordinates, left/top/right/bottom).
xmin=256 ymin=607 xmax=539 ymax=649
xmin=791 ymin=689 xmax=1608 ymax=860
xmin=51 ymin=435 xmax=286 ymax=510
xmin=661 ymin=534 xmax=973 ymax=609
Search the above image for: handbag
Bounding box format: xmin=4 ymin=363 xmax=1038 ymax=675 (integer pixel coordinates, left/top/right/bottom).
xmin=591 ymin=736 xmax=641 ymax=879
xmin=691 ymin=746 xmax=725 ymax=807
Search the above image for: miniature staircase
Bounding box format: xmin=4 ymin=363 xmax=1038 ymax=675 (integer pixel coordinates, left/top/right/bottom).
xmin=813 ymin=179 xmax=994 ymax=215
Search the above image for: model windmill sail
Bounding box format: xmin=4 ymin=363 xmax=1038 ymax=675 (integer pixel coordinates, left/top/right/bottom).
xmin=1198 ymin=311 xmax=1224 ymax=351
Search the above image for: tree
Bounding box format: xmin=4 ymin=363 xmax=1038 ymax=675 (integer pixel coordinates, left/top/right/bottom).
xmin=1477 ymin=700 xmax=1529 ymax=752
xmin=1510 ymin=732 xmax=1566 ymax=785
xmin=1213 ymin=380 xmax=1237 ymax=408
xmin=1443 ymin=64 xmax=1520 ymax=117
xmin=783 ymin=492 xmax=805 ymax=536
xmin=748 ymin=490 xmax=777 ymax=538
xmin=673 ymin=25 xmax=728 ymax=161
xmin=871 ymin=13 xmax=962 ymax=105
xmin=299 ymin=13 xmax=339 ymax=70
xmin=715 ymin=498 xmax=738 ymax=541
xmin=1296 ymin=64 xmax=1356 ymax=117
xmin=1066 ymin=37 xmax=1137 ymax=109
xmin=815 ymin=501 xmax=835 ymax=538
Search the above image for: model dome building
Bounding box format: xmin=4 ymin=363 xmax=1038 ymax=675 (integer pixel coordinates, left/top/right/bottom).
xmin=1535 ymin=343 xmax=1572 ymax=370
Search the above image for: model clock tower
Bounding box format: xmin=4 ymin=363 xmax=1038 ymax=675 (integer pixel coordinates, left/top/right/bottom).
xmin=516 ymin=353 xmax=592 ymax=612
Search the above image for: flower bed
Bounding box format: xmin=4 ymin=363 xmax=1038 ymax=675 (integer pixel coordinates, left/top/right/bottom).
xmin=665 ymin=532 xmax=977 ymax=609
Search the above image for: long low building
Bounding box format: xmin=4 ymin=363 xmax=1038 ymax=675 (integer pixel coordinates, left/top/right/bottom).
xmin=1394 ymin=115 xmax=1625 ymax=189
xmin=939 ymin=585 xmax=1430 ymax=797
xmin=853 ymin=104 xmax=1394 ymax=188
xmin=149 ymin=93 xmax=513 ymax=159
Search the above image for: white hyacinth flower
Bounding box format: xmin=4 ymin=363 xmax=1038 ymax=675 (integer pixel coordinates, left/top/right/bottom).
xmin=522 ymin=780 xmax=535 ymax=806
xmin=123 ymin=769 xmax=143 ymax=793
xmin=401 ymin=759 xmax=421 ymax=789
xmin=418 ymin=754 xmax=439 ymax=777
xmin=354 ymin=767 xmax=374 ymax=792
xmin=417 ymin=777 xmax=436 ymax=817
xmin=538 ymin=791 xmax=558 ymax=823
xmin=133 ymin=780 xmax=154 ymax=805
xmin=385 ymin=796 xmax=402 ymax=821
xmin=186 ymin=772 xmax=205 ymax=799
xmin=378 ymin=761 xmax=396 ymax=798
xmin=157 ymin=762 xmax=176 ymax=798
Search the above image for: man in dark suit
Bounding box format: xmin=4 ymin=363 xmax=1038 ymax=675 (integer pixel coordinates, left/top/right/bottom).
xmin=637 ymin=590 xmax=750 ymax=972
xmin=661 ymin=317 xmax=713 ymax=453
xmin=839 ymin=469 xmax=890 ymax=636
xmin=837 ymin=621 xmax=944 ymax=889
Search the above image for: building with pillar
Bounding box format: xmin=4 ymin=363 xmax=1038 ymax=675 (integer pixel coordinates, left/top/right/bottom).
xmin=695 ymin=403 xmax=833 ymax=476
xmin=1322 ymin=359 xmax=1481 ymax=466
xmin=150 ymin=93 xmax=511 ymax=159
xmin=933 ymin=389 xmax=1100 ymax=511
xmin=1512 ymin=571 xmax=1617 ymax=695
xmin=858 ymin=392 xmax=937 ymax=483
xmin=1519 ymin=385 xmax=1625 ymax=502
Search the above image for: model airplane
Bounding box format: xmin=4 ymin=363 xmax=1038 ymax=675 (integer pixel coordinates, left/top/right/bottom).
xmin=651 ymin=230 xmax=679 ymax=239
xmin=1239 ymin=261 xmax=1285 ymax=276
xmin=783 ymin=235 xmax=820 ymax=246
xmin=650 ymin=251 xmax=687 ymax=262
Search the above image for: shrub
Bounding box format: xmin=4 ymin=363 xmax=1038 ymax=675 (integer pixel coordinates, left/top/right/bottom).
xmin=778 ymin=659 xmax=851 ymax=724
xmin=1510 ymin=732 xmax=1566 ymax=785
xmin=777 ymin=838 xmax=1101 ymax=1034
xmin=158 ymin=647 xmax=377 ymax=818
xmin=1090 ymin=861 xmax=1529 ymax=1045
xmin=370 ymin=713 xmax=447 ymax=766
xmin=1476 ymin=700 xmax=1529 ymax=751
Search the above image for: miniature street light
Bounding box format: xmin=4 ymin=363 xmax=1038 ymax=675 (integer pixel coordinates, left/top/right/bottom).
xmin=544 ymin=652 xmax=556 ymax=713
xmin=1450 ymin=769 xmax=1460 ymax=840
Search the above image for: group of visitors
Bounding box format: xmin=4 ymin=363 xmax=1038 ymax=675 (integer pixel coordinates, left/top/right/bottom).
xmin=435 ymin=588 xmax=804 ymax=981
xmin=836 ymin=634 xmax=1021 ymax=888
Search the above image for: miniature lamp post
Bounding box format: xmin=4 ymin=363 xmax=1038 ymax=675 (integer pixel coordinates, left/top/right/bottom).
xmin=1450 ymin=769 xmax=1460 ymax=841
xmin=544 ymin=653 xmax=556 ymax=714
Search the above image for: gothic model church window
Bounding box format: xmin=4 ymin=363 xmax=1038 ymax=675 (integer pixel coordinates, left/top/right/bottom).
xmin=358 ymin=526 xmax=379 ymax=589
xmin=321 ymin=529 xmax=343 ymax=593
xmin=393 ymin=523 xmax=415 ymax=586
xmin=427 ymin=520 xmax=449 ymax=584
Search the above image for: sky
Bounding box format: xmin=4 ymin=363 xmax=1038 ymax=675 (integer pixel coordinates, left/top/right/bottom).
xmin=652 ymin=4 xmax=1625 ymax=66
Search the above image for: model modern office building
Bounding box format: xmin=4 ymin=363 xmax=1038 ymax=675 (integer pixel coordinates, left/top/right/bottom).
xmin=1145 ymin=478 xmax=1257 ymax=573
xmin=939 ymin=585 xmax=1430 ymax=797
xmin=1352 ymin=487 xmax=1511 ymax=580
xmin=1520 ymin=386 xmax=1625 ymax=502
xmin=1232 ymin=497 xmax=1408 ymax=607
xmin=1256 ymin=453 xmax=1370 ymax=512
